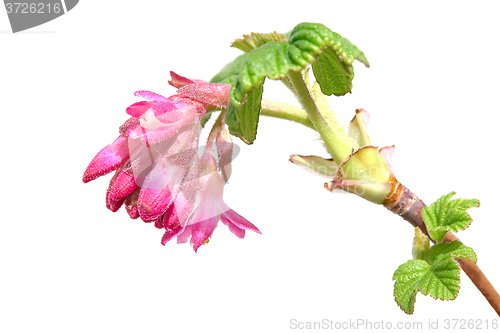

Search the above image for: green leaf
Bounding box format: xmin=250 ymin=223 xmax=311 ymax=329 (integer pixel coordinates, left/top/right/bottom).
xmin=417 ymin=255 xmax=461 ymax=301
xmin=342 ymin=37 xmax=370 ymax=67
xmin=393 ymin=256 xmax=461 ymax=314
xmin=393 ymin=260 xmax=429 ymax=314
xmin=231 ymin=41 xmax=299 ymax=104
xmin=311 ymin=46 xmax=353 ymax=96
xmin=210 ymin=54 xmax=247 ymax=84
xmin=422 ymin=192 xmax=480 ymax=243
xmin=226 ymin=83 xmax=264 ymax=144
xmin=226 ymin=22 xmax=368 ymax=144
xmin=231 ymin=32 xmax=287 ymax=53
xmin=428 ymin=241 xmax=477 ymax=264
xmin=412 ymin=228 xmax=431 ymax=263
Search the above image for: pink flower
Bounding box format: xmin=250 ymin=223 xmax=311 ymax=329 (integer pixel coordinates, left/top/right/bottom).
xmin=83 ymin=72 xmax=260 ymax=251
xmin=162 ymin=122 xmax=261 ymax=252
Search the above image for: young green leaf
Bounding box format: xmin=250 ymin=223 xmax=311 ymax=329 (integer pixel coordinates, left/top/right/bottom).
xmin=417 ymin=255 xmax=461 ymax=301
xmin=412 ymin=227 xmax=430 ymax=263
xmin=392 ymin=260 xmax=430 ymax=314
xmin=421 ymin=192 xmax=480 ymax=243
xmin=224 ymin=22 xmax=368 ymax=144
xmin=342 ymin=37 xmax=370 ymax=67
xmin=311 ymin=46 xmax=354 ymax=96
xmin=428 ymin=241 xmax=477 ymax=264
xmin=231 ymin=32 xmax=287 ymax=53
xmin=393 ymin=256 xmax=461 ymax=314
xmin=210 ymin=54 xmax=247 ymax=84
xmin=225 ymin=84 xmax=264 ymax=144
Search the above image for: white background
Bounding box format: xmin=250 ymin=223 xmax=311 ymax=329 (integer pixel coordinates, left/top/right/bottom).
xmin=1 ymin=1 xmax=500 ymax=332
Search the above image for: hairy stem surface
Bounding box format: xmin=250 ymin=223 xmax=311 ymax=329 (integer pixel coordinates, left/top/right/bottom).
xmin=260 ymin=99 xmax=314 ymax=129
xmin=286 ymin=70 xmax=354 ymax=164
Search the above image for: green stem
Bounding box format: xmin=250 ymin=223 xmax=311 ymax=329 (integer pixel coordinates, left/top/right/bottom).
xmin=260 ymin=99 xmax=314 ymax=130
xmin=286 ymin=70 xmax=356 ymax=164
xmin=207 ymin=100 xmax=315 ymax=130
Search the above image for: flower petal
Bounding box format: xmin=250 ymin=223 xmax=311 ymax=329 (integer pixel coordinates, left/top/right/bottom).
xmin=168 ymin=71 xmax=194 ymax=88
xmin=190 ymin=216 xmax=218 ymax=252
xmin=220 ymin=209 xmax=261 ymax=235
xmin=163 ymin=192 xmax=192 ymax=228
xmin=137 ymin=157 xmax=187 ymax=222
xmin=215 ymin=125 xmax=233 ymax=182
xmin=83 ymin=135 xmax=129 ymax=183
xmin=134 ymin=90 xmax=168 ymax=102
xmin=176 ymin=225 xmax=192 ymax=244
xmin=126 ymin=101 xmax=153 ymax=118
xmin=219 ymin=217 xmax=245 ymax=239
xmin=119 ymin=117 xmax=140 ymax=136
xmin=138 ymin=186 xmax=172 ymax=222
xmin=160 ymin=204 xmax=187 ymax=245
xmin=106 ymin=190 xmax=125 ymax=212
xmin=151 ymin=100 xmax=177 ymax=117
xmin=154 ymin=216 xmax=164 ymax=229
xmin=108 ymin=164 xmax=137 ymax=201
xmin=128 ymin=102 xmax=203 ymax=144
xmin=176 ymin=82 xmax=231 ymax=108
xmin=187 ymin=172 xmax=223 ymax=225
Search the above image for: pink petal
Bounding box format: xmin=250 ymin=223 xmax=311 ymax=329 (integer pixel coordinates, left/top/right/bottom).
xmin=176 ymin=82 xmax=231 ymax=107
xmin=127 ymin=123 xmax=177 ymax=144
xmin=161 ymin=227 xmax=185 ymax=245
xmin=160 ymin=205 xmax=186 ymax=245
xmin=176 ymin=225 xmax=192 ymax=244
xmin=106 ymin=190 xmax=125 ymax=212
xmin=138 ymin=186 xmax=172 ymax=222
xmin=134 ymin=90 xmax=168 ymax=101
xmin=220 ymin=209 xmax=261 ymax=235
xmin=108 ymin=165 xmax=137 ymax=201
xmin=137 ymin=157 xmax=186 ymax=222
xmin=168 ymin=71 xmax=194 ymax=88
xmin=186 ymin=169 xmax=225 ymax=225
xmin=187 ymin=181 xmax=220 ymax=225
xmin=190 ymin=216 xmax=218 ymax=252
xmin=215 ymin=128 xmax=233 ymax=183
xmin=220 ymin=218 xmax=245 ymax=238
xmin=154 ymin=216 xmax=164 ymax=229
xmin=126 ymin=204 xmax=139 ymax=219
xmin=83 ymin=135 xmax=130 ymax=183
xmin=126 ymin=101 xmax=153 ymax=118
xmin=119 ymin=117 xmax=140 ymax=136
xmin=163 ymin=192 xmax=193 ymax=229
xmin=151 ymin=100 xmax=177 ymax=117
xmin=127 ymin=106 xmax=201 ymax=145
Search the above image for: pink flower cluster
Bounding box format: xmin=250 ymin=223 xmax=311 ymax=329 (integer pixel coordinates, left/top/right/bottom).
xmin=83 ymin=72 xmax=260 ymax=252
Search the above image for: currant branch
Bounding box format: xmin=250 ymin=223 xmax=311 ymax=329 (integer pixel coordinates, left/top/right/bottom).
xmin=209 ymin=22 xmax=500 ymax=315
xmin=82 ymin=21 xmax=500 ymax=316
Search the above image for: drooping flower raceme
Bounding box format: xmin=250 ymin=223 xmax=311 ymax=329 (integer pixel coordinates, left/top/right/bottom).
xmin=82 ymin=72 xmax=260 ymax=251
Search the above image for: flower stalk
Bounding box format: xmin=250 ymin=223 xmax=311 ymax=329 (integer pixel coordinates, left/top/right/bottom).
xmin=286 ymin=70 xmax=356 ymax=164
xmin=260 ymin=99 xmax=314 ymax=129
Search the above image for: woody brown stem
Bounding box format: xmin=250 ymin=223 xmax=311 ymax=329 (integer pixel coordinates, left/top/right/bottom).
xmin=383 ymin=182 xmax=500 ymax=316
